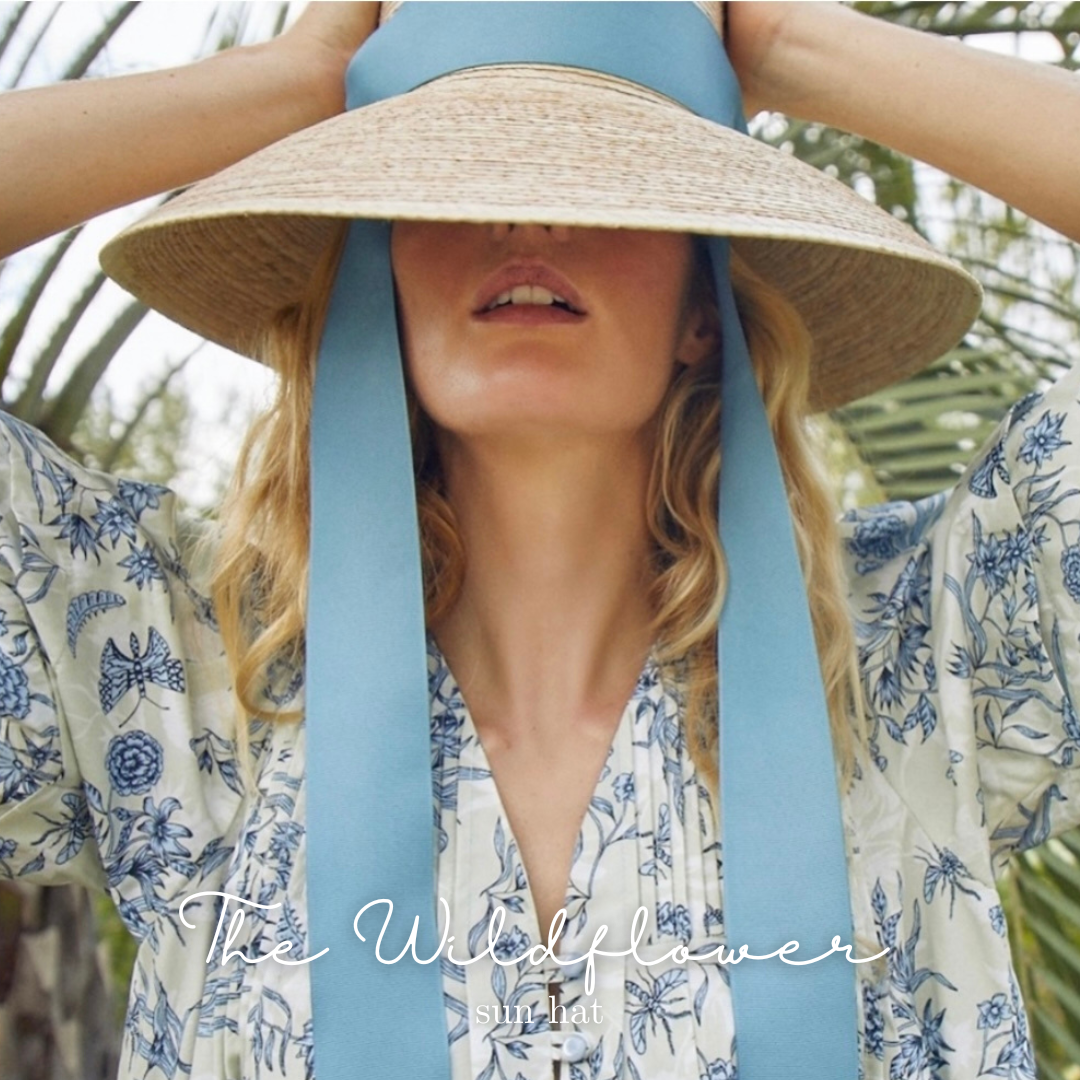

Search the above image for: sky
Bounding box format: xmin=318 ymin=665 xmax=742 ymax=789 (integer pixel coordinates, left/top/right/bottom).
xmin=0 ymin=1 xmax=1074 ymax=510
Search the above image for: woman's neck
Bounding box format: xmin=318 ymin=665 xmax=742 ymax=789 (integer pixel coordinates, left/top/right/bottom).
xmin=431 ymin=428 xmax=657 ymax=742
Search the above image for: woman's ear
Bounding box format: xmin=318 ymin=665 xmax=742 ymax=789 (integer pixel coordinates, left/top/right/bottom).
xmin=675 ymin=302 xmax=721 ymax=370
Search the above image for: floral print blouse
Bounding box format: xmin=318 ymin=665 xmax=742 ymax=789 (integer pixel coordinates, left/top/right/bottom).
xmin=3 ymin=358 xmax=1080 ymax=1080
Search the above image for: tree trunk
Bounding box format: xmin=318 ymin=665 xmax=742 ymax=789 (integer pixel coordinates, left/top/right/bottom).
xmin=0 ymin=882 xmax=120 ymax=1080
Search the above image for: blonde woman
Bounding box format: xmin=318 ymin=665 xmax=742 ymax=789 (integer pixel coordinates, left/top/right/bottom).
xmin=1 ymin=4 xmax=1079 ymax=1079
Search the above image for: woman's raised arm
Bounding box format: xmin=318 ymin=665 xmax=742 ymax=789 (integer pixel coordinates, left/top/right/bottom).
xmin=726 ymin=2 xmax=1080 ymax=245
xmin=0 ymin=2 xmax=379 ymax=261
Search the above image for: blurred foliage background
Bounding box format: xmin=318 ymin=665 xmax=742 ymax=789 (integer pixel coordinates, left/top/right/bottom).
xmin=0 ymin=2 xmax=1078 ymax=1078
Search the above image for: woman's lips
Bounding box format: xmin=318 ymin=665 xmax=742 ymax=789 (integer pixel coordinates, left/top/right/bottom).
xmin=472 ymin=305 xmax=586 ymax=325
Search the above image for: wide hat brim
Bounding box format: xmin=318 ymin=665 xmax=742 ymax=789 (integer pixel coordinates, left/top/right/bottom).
xmin=100 ymin=62 xmax=983 ymax=413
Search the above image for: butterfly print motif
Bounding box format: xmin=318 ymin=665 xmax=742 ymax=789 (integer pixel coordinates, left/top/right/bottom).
xmin=99 ymin=627 xmax=186 ymax=725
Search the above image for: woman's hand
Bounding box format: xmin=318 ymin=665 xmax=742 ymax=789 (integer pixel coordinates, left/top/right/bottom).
xmin=0 ymin=2 xmax=380 ymax=260
xmin=275 ymin=2 xmax=382 ymax=117
xmin=723 ymin=1 xmax=1080 ymax=245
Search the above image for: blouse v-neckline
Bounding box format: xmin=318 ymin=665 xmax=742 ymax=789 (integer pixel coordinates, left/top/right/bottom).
xmin=430 ymin=633 xmax=656 ymax=956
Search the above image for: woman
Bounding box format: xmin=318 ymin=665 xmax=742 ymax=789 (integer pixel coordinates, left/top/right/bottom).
xmin=1 ymin=4 xmax=1079 ymax=1079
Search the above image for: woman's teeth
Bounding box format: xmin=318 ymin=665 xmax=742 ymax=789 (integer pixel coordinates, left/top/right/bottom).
xmin=485 ymin=285 xmax=573 ymax=310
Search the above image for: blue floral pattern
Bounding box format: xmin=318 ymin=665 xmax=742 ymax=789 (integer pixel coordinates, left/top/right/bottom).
xmin=1 ymin=360 xmax=1079 ymax=1079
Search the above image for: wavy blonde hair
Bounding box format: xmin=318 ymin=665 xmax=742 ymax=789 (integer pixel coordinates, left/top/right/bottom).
xmin=210 ymin=223 xmax=868 ymax=812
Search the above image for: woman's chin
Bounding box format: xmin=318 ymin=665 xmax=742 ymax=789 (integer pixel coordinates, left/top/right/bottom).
xmin=431 ymin=410 xmax=654 ymax=455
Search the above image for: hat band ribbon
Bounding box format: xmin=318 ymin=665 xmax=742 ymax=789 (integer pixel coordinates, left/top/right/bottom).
xmin=305 ymin=4 xmax=859 ymax=1078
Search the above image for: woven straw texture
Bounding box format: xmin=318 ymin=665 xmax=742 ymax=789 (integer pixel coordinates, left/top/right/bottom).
xmin=99 ymin=3 xmax=981 ymax=412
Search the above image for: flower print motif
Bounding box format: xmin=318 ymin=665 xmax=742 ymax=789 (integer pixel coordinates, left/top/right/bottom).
xmin=1017 ymin=410 xmax=1069 ymax=468
xmin=263 ymin=654 xmax=304 ymax=707
xmin=53 ymin=512 xmax=101 ymax=561
xmin=656 ymin=901 xmax=692 ymax=941
xmin=968 ymin=529 xmax=1010 ymax=596
xmin=106 ymin=730 xmax=164 ymax=796
xmin=136 ymin=795 xmax=193 ymax=863
xmin=704 ymin=904 xmax=723 ymax=935
xmin=268 ymin=820 xmax=305 ymax=865
xmin=430 ymin=700 xmax=466 ymax=765
xmin=846 ymin=511 xmax=907 ymax=572
xmin=1000 ymin=523 xmax=1047 ymax=576
xmin=118 ymin=543 xmax=165 ymax=590
xmin=29 ymin=789 xmax=93 ymax=866
xmin=968 ymin=437 xmax=1010 ymax=499
xmin=114 ymin=894 xmax=157 ymax=943
xmin=277 ymin=896 xmax=308 ymax=958
xmin=991 ymin=784 xmax=1067 ymax=856
xmin=698 ymin=1056 xmax=737 ymax=1080
xmin=1006 ymin=389 xmax=1044 ymax=433
xmin=887 ymin=556 xmax=931 ymax=622
xmin=695 ymin=1039 xmax=738 ymax=1080
xmin=247 ymin=980 xmax=312 ymax=1080
xmin=189 ymin=728 xmax=246 ymax=797
xmin=0 ymin=725 xmax=62 ymax=802
xmin=0 ymin=835 xmax=17 ymax=877
xmin=989 ymin=905 xmax=1007 ymax=937
xmin=1060 ymin=543 xmax=1080 ymax=603
xmin=123 ymin=966 xmax=193 ymax=1080
xmin=613 ymin=772 xmax=635 ymax=803
xmin=873 ymin=664 xmax=903 ymax=709
xmin=915 ymin=844 xmax=981 ymax=918
xmin=895 ymin=620 xmax=929 ymax=684
xmin=868 ymin=877 xmax=960 ymax=1078
xmin=0 ymin=649 xmax=30 ymax=719
xmin=116 ymin=478 xmax=170 ymax=519
xmin=995 ymin=968 xmax=1037 ymax=1078
xmin=92 ymin=497 xmax=138 ymax=548
xmin=635 ymin=656 xmax=661 ymax=695
xmin=861 ymin=979 xmax=886 ymax=1061
xmin=295 ymin=1017 xmax=316 ymax=1080
xmin=264 ymin=821 xmax=305 ymax=895
xmin=626 ymin=966 xmax=691 ymax=1055
xmin=0 ymin=610 xmax=8 ymax=637
xmin=891 ymin=998 xmax=955 ymax=1077
xmin=492 ymin=924 xmax=531 ymax=963
xmin=977 ymin=992 xmax=1014 ymax=1030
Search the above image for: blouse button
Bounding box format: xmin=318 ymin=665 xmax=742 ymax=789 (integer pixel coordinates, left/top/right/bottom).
xmin=560 ymin=1032 xmax=592 ymax=1063
xmin=560 ymin=955 xmax=589 ymax=981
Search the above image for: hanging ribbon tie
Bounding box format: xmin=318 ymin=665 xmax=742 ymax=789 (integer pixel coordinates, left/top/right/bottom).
xmin=305 ymin=4 xmax=859 ymax=1077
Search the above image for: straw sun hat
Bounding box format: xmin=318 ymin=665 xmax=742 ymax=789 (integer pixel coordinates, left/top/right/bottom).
xmin=100 ymin=0 xmax=982 ymax=413
xmin=94 ymin=5 xmax=990 ymax=1077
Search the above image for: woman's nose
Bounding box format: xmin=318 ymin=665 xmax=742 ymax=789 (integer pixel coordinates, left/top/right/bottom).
xmin=490 ymin=221 xmax=570 ymax=242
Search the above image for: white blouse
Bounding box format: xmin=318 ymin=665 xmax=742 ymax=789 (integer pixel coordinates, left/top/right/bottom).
xmin=3 ymin=358 xmax=1080 ymax=1079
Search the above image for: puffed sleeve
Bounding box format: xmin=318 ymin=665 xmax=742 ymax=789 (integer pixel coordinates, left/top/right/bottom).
xmin=840 ymin=358 xmax=1080 ymax=881
xmin=963 ymin=358 xmax=1080 ymax=858
xmin=0 ymin=413 xmax=107 ymax=889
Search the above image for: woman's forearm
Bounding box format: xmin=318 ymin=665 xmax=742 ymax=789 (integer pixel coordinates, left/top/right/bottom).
xmin=755 ymin=3 xmax=1080 ymax=244
xmin=0 ymin=2 xmax=380 ymax=260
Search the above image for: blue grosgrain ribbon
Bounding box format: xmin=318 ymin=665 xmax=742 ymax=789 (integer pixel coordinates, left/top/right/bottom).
xmin=305 ymin=3 xmax=859 ymax=1078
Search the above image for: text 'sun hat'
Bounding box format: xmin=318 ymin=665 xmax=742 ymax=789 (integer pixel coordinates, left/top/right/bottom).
xmin=100 ymin=4 xmax=985 ymax=1077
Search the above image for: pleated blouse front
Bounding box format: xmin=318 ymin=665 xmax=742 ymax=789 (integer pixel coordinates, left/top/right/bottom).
xmin=429 ymin=635 xmax=736 ymax=1080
